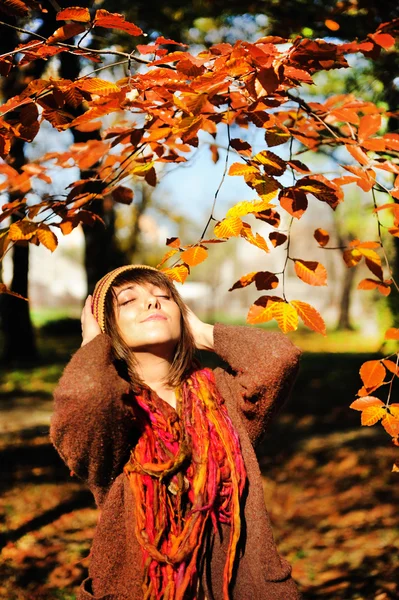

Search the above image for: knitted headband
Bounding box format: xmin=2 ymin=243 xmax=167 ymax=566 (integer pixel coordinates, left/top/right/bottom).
xmin=92 ymin=265 xmax=159 ymax=332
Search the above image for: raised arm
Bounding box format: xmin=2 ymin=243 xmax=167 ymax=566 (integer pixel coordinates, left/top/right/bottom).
xmin=50 ymin=333 xmax=137 ymax=507
xmin=212 ymin=323 xmax=301 ymax=446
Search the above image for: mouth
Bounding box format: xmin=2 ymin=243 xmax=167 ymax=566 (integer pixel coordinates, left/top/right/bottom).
xmin=142 ymin=314 xmax=168 ymax=322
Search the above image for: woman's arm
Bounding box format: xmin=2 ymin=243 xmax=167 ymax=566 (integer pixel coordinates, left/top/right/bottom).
xmin=213 ymin=322 xmax=301 ymax=444
xmin=186 ymin=308 xmax=301 ymax=445
xmin=50 ymin=301 xmax=137 ymax=507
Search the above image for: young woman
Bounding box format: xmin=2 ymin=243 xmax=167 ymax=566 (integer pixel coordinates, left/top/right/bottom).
xmin=50 ymin=264 xmax=302 ymax=600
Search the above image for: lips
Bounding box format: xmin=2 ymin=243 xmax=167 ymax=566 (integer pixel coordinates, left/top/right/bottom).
xmin=142 ymin=313 xmax=168 ymax=322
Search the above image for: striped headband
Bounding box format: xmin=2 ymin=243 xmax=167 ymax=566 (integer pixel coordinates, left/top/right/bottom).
xmin=92 ymin=265 xmax=159 ymax=332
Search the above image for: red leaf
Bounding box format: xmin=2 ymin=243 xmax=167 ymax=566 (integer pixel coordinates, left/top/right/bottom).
xmin=94 ymin=9 xmax=143 ymax=36
xmin=56 ymin=7 xmax=91 ymax=22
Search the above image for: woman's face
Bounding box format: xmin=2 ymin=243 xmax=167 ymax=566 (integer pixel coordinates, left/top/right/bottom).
xmin=113 ymin=281 xmax=182 ymax=354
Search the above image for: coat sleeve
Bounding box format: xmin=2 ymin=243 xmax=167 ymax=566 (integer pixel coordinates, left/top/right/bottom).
xmin=213 ymin=323 xmax=301 ymax=445
xmin=50 ymin=333 xmax=137 ymax=506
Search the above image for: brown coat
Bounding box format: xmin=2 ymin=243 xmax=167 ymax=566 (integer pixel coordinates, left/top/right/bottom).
xmin=50 ymin=323 xmax=302 ymax=600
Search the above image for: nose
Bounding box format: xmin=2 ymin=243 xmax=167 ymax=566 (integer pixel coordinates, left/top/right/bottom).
xmin=147 ymin=295 xmax=161 ymax=310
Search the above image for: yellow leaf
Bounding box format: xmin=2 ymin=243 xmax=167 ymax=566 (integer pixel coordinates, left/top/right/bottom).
xmin=214 ymin=216 xmax=243 ymax=238
xmin=162 ymin=265 xmax=189 ymax=284
xmin=361 ymin=405 xmax=386 ymax=426
xmin=343 ymin=247 xmax=362 ymax=268
xmin=290 ymin=300 xmax=326 ymax=336
xmin=294 ymin=259 xmax=327 ymax=286
xmin=226 ymin=199 xmax=272 ymax=218
xmin=37 ymin=226 xmax=58 ymax=252
xmin=389 ymin=404 xmax=399 ymax=418
xmin=9 ymin=221 xmax=37 ymax=241
xmin=228 ymin=163 xmax=260 ymax=177
xmin=272 ymin=301 xmax=298 ymax=333
xmin=180 ymin=246 xmax=208 ymax=267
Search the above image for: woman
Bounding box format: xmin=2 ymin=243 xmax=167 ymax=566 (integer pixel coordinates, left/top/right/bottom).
xmin=50 ymin=264 xmax=302 ymax=600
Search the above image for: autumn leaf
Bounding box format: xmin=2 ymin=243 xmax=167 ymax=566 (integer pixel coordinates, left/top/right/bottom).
xmin=385 ymin=328 xmax=399 ymax=340
xmin=166 ymin=237 xmax=181 ymax=248
xmin=214 ymin=216 xmax=243 ymax=238
xmin=162 ymin=264 xmax=189 ymax=284
xmin=343 ymin=248 xmax=362 ymax=268
xmin=229 ymin=272 xmax=257 ymax=291
xmin=264 ymin=127 xmax=290 ymax=148
xmin=358 ymin=114 xmax=382 ymax=142
xmin=56 ymin=7 xmax=91 ymax=22
xmin=294 ymin=259 xmax=327 ymax=286
xmin=382 ymin=359 xmax=399 ymax=376
xmin=112 ymin=186 xmax=134 ymax=205
xmin=359 ymin=360 xmax=386 ymax=389
xmin=180 ymin=245 xmax=208 ymax=266
xmin=226 ymin=199 xmax=272 ymax=218
xmin=357 ymin=278 xmax=391 ymax=296
xmin=228 ymin=163 xmax=259 ymax=177
xmin=350 ymin=396 xmax=385 ymax=411
xmin=247 ymin=296 xmax=298 ymax=333
xmin=48 ymin=23 xmax=86 ymax=44
xmin=9 ymin=220 xmax=38 ymax=241
xmin=156 ymin=248 xmax=179 ymax=268
xmin=269 ymin=232 xmax=287 ymax=248
xmin=279 ymin=188 xmax=308 ymax=219
xmin=93 ymin=10 xmax=143 ymax=36
xmin=37 ymin=226 xmax=58 ymax=252
xmin=381 ymin=413 xmax=399 ymax=437
xmin=229 ymin=138 xmax=252 ymax=156
xmin=240 ymin=222 xmax=269 ymax=252
xmin=75 ymin=78 xmax=121 ymax=96
xmin=251 ymin=150 xmax=286 ymax=176
xmin=291 ymin=300 xmax=326 ymax=336
xmin=314 ymin=228 xmax=330 ymax=247
xmin=361 ymin=405 xmax=387 ymax=426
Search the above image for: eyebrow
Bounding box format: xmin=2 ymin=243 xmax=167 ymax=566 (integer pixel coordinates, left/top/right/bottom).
xmin=116 ymin=285 xmax=137 ymax=298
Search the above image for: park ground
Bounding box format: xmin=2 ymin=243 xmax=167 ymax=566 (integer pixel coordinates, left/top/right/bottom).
xmin=0 ymin=320 xmax=398 ymax=600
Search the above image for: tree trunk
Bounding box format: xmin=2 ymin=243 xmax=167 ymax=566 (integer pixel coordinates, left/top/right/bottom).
xmin=337 ymin=265 xmax=356 ymax=331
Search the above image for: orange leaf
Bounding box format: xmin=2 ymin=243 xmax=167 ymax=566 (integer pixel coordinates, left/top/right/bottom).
xmin=75 ymin=78 xmax=120 ymax=96
xmin=294 ymin=259 xmax=327 ymax=286
xmin=357 ymin=278 xmax=391 ymax=296
xmin=265 ymin=127 xmax=290 ymax=148
xmin=272 ymin=301 xmax=299 ymax=333
xmin=369 ymin=32 xmax=396 ymax=49
xmin=0 ymin=283 xmax=27 ymax=301
xmin=361 ymin=405 xmax=387 ymax=426
xmin=0 ymin=231 xmax=10 ymax=260
xmin=112 ymin=186 xmax=134 ymax=205
xmin=287 ymin=160 xmax=310 ymax=174
xmin=385 ymin=328 xmax=399 ymax=340
xmin=390 ymin=404 xmax=399 ymax=419
xmin=290 ymin=300 xmax=326 ymax=336
xmin=254 ymin=272 xmax=279 ymax=290
xmin=228 ymin=163 xmax=259 ymax=177
xmin=56 ymin=7 xmax=91 ymax=22
xmin=350 ymin=396 xmax=385 ymax=411
xmin=162 ymin=265 xmax=189 ymax=284
xmin=382 ymin=360 xmax=399 ymax=376
xmin=229 ymin=272 xmax=257 ymax=291
xmin=229 ymin=138 xmax=252 ymax=156
xmin=180 ymin=246 xmax=208 ymax=267
xmin=156 ymin=248 xmax=179 ymax=268
xmin=358 ymin=114 xmax=382 ymax=142
xmin=214 ymin=216 xmax=243 ymax=238
xmin=314 ymin=228 xmax=330 ymax=247
xmin=94 ymin=9 xmax=143 ymax=36
xmin=279 ymin=188 xmax=308 ymax=219
xmin=346 ymin=144 xmax=369 ymax=166
xmin=240 ymin=222 xmax=269 ymax=252
xmin=166 ymin=237 xmax=181 ymax=248
xmin=359 ymin=360 xmax=386 ymax=389
xmin=381 ymin=413 xmax=399 ymax=437
xmin=249 ymin=177 xmax=280 ymax=202
xmin=269 ymin=232 xmax=287 ymax=248
xmin=48 ymin=23 xmax=86 ymax=44
xmin=37 ymin=226 xmax=58 ymax=252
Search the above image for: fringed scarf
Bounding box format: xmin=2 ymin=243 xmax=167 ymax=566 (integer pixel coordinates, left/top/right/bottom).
xmin=124 ymin=367 xmax=247 ymax=600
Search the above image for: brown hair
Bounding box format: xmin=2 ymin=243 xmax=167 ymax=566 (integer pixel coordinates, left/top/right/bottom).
xmin=103 ymin=268 xmax=196 ymax=391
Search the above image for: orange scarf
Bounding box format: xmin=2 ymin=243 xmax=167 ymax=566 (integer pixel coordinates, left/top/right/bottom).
xmin=124 ymin=367 xmax=247 ymax=600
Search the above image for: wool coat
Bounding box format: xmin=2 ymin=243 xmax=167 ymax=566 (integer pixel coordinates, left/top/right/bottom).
xmin=50 ymin=323 xmax=302 ymax=600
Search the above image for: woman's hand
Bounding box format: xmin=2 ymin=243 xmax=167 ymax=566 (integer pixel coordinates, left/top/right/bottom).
xmin=81 ymin=295 xmax=102 ymax=347
xmin=185 ymin=305 xmax=214 ymax=351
